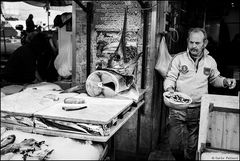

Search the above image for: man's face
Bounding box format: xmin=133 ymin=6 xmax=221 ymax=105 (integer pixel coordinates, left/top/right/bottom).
xmin=187 ymin=31 xmax=207 ymax=58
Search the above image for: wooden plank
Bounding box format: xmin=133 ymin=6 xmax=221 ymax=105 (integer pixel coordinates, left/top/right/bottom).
xmin=34 ymin=128 xmax=108 ymax=142
xmin=209 ymin=105 xmax=239 ymax=113
xmin=201 ymin=151 xmax=239 ymax=160
xmin=198 ymin=94 xmax=239 ymax=152
xmin=202 ymin=94 xmax=239 ymax=109
xmin=34 ymin=96 xmax=133 ymax=125
xmin=207 ymin=111 xmax=239 ymax=151
xmin=1 ymin=111 xmax=33 ymax=117
xmin=207 ymin=111 xmax=225 ymax=149
xmin=203 ymin=147 xmax=239 ymax=154
xmin=225 ymin=113 xmax=239 ymax=151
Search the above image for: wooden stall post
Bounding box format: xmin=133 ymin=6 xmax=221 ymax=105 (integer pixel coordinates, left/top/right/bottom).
xmin=72 ymin=1 xmax=77 ymax=86
xmin=72 ymin=0 xmax=87 ymax=89
xmin=137 ymin=0 xmax=162 ymax=158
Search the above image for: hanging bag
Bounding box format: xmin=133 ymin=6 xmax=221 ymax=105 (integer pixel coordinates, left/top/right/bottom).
xmin=155 ymin=36 xmax=172 ymax=78
xmin=54 ymin=26 xmax=72 ymax=78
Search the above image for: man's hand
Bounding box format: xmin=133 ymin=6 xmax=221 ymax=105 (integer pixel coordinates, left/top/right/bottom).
xmin=223 ymin=78 xmax=237 ymax=89
xmin=166 ymin=87 xmax=175 ymax=94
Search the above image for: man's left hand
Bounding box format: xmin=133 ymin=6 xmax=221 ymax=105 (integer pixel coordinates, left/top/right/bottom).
xmin=223 ymin=78 xmax=237 ymax=89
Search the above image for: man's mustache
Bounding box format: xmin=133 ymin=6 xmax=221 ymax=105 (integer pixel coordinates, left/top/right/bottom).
xmin=190 ymin=48 xmax=198 ymax=52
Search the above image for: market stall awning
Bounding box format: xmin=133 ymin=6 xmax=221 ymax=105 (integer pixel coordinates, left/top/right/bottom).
xmin=1 ymin=0 xmax=72 ymax=7
xmin=24 ymin=0 xmax=72 ymax=7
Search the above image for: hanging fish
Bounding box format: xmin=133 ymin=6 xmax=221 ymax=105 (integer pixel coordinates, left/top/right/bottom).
xmin=1 ymin=137 xmax=53 ymax=158
xmin=108 ymin=7 xmax=142 ymax=76
xmin=108 ymin=7 xmax=128 ymax=69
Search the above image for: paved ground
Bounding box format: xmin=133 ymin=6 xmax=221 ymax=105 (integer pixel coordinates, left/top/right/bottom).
xmin=1 ymin=39 xmax=22 ymax=55
xmin=148 ymin=130 xmax=175 ymax=161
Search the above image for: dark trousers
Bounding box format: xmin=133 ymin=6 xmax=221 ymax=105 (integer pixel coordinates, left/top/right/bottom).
xmin=168 ymin=108 xmax=200 ymax=161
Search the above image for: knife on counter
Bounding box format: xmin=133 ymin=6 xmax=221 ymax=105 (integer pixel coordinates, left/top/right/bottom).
xmin=62 ymin=104 xmax=87 ymax=111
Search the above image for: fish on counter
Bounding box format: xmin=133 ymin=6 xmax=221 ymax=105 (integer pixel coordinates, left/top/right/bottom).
xmin=1 ymin=136 xmax=53 ymax=160
xmin=64 ymin=97 xmax=85 ymax=104
xmin=1 ymin=113 xmax=34 ymax=127
xmin=34 ymin=117 xmax=107 ymax=136
xmin=1 ymin=135 xmax=16 ymax=149
xmin=43 ymin=94 xmax=59 ymax=101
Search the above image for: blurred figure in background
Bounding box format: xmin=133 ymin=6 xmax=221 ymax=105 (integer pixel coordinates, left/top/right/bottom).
xmin=2 ymin=32 xmax=55 ymax=85
xmin=25 ymin=14 xmax=38 ymax=43
xmin=26 ymin=14 xmax=35 ymax=33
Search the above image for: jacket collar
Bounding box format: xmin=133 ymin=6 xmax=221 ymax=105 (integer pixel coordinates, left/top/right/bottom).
xmin=186 ymin=48 xmax=209 ymax=61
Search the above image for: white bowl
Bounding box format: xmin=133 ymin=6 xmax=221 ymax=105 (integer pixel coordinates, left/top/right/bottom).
xmin=163 ymin=91 xmax=192 ymax=110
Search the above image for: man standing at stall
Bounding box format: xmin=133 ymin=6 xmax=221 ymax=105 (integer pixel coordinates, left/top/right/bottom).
xmin=164 ymin=27 xmax=236 ymax=161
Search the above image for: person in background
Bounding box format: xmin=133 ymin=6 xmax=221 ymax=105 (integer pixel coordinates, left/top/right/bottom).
xmin=2 ymin=32 xmax=53 ymax=85
xmin=26 ymin=14 xmax=35 ymax=33
xmin=37 ymin=32 xmax=59 ymax=82
xmin=164 ymin=27 xmax=236 ymax=161
xmin=25 ymin=14 xmax=38 ymax=43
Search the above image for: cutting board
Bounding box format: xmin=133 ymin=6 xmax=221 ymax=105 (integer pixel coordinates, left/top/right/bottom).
xmin=34 ymin=94 xmax=133 ymax=125
xmin=1 ymin=89 xmax=79 ymax=116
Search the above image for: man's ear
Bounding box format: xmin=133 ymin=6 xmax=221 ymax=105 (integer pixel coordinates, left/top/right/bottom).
xmin=204 ymin=39 xmax=208 ymax=48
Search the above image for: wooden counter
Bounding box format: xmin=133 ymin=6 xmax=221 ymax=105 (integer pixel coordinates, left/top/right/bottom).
xmin=33 ymin=100 xmax=144 ymax=142
xmin=1 ymin=88 xmax=145 ymax=143
xmin=1 ymin=87 xmax=146 ymax=160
